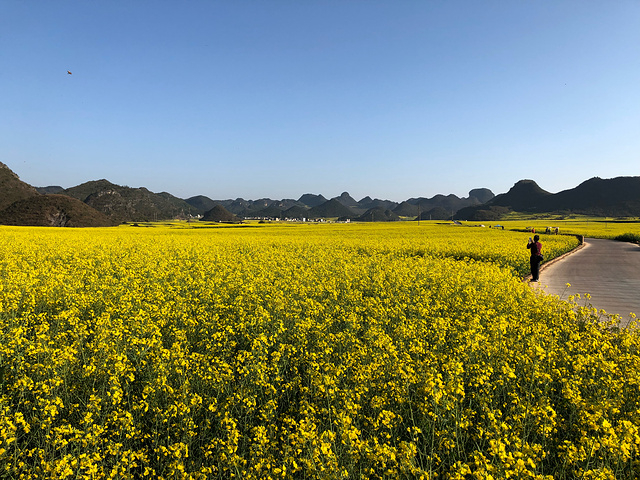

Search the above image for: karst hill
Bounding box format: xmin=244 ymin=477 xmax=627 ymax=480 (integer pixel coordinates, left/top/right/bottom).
xmin=0 ymin=161 xmax=39 ymax=211
xmin=457 ymin=177 xmax=640 ymax=220
xmin=2 ymin=161 xmax=640 ymax=225
xmin=0 ymin=195 xmax=114 ymax=227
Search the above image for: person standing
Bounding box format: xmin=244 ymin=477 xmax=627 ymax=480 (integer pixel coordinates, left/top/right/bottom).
xmin=527 ymin=235 xmax=543 ymax=282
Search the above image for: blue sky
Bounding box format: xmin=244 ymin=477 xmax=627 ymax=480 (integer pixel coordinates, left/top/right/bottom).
xmin=2 ymin=1 xmax=639 ymax=202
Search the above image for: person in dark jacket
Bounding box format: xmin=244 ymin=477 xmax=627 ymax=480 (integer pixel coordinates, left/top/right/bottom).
xmin=527 ymin=235 xmax=543 ymax=282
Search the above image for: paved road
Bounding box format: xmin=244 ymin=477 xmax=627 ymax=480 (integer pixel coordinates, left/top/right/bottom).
xmin=538 ymin=238 xmax=640 ymax=326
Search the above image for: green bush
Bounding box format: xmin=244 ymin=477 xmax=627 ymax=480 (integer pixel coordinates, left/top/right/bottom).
xmin=614 ymin=233 xmax=640 ymax=244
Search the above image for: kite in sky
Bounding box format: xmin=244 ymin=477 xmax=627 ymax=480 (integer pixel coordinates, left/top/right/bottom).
xmin=67 ymin=71 xmax=72 ymax=75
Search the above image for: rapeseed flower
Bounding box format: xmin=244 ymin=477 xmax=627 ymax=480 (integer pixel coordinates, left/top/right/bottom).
xmin=0 ymin=223 xmax=637 ymax=478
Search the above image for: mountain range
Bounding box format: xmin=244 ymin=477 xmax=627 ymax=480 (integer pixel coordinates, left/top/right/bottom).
xmin=456 ymin=177 xmax=640 ymax=220
xmin=197 ymin=188 xmax=493 ymax=220
xmin=1 ymin=162 xmax=639 ymax=226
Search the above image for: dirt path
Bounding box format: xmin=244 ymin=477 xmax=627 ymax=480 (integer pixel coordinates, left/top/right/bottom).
xmin=537 ymin=238 xmax=640 ymax=326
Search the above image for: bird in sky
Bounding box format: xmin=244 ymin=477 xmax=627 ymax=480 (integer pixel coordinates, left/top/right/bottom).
xmin=67 ymin=70 xmax=72 ymax=75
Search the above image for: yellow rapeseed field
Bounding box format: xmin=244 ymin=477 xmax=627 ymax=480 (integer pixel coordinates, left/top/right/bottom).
xmin=0 ymin=222 xmax=638 ymax=479
xmin=485 ymin=217 xmax=640 ymax=242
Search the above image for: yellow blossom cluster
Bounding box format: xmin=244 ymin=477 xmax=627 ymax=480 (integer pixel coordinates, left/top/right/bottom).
xmin=0 ymin=222 xmax=637 ymax=479
xmin=486 ymin=218 xmax=640 ymax=242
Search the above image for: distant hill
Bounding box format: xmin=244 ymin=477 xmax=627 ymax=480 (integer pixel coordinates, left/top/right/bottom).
xmin=0 ymin=194 xmax=113 ymax=227
xmin=63 ymin=179 xmax=195 ymax=222
xmin=185 ymin=195 xmax=217 ymax=214
xmin=416 ymin=206 xmax=452 ymax=221
xmin=63 ymin=179 xmax=118 ymax=201
xmin=201 ymin=204 xmax=240 ymax=222
xmin=469 ymin=188 xmax=495 ymax=204
xmin=36 ymin=186 xmax=65 ymax=194
xmin=249 ymin=198 xmax=272 ymax=211
xmin=356 ymin=207 xmax=400 ymax=222
xmin=393 ymin=201 xmax=420 ymax=217
xmin=6 ymin=162 xmax=637 ymax=222
xmin=298 ymin=193 xmax=328 ymax=208
xmin=332 ymin=192 xmax=359 ymax=208
xmin=1 ymin=162 xmax=499 ymax=222
xmin=384 ymin=189 xmax=494 ymax=219
xmin=539 ymin=177 xmax=640 ymax=216
xmin=216 ymin=198 xmax=254 ymax=216
xmin=214 ymin=197 xmax=304 ymax=217
xmin=358 ymin=197 xmax=398 ymax=211
xmin=254 ymin=205 xmax=285 ymax=218
xmin=157 ymin=192 xmax=199 ymax=217
xmin=273 ymin=199 xmax=304 ymax=210
xmin=358 ymin=196 xmax=373 ymax=206
xmin=457 ymin=177 xmax=640 ymax=219
xmin=283 ymin=205 xmax=310 ymax=219
xmin=215 ymin=193 xmax=401 ymax=218
xmin=457 ymin=180 xmax=552 ymax=220
xmin=404 ymin=189 xmax=493 ymax=215
xmin=308 ymin=199 xmax=355 ymax=219
xmin=331 ymin=192 xmax=397 ymax=215
xmin=456 ymin=205 xmax=510 ymax=221
xmin=0 ymin=161 xmax=39 ymax=211
xmin=415 ymin=194 xmax=458 ymax=211
xmin=489 ymin=179 xmax=552 ymax=211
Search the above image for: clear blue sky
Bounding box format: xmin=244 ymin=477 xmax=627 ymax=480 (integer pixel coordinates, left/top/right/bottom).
xmin=2 ymin=1 xmax=639 ymax=202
